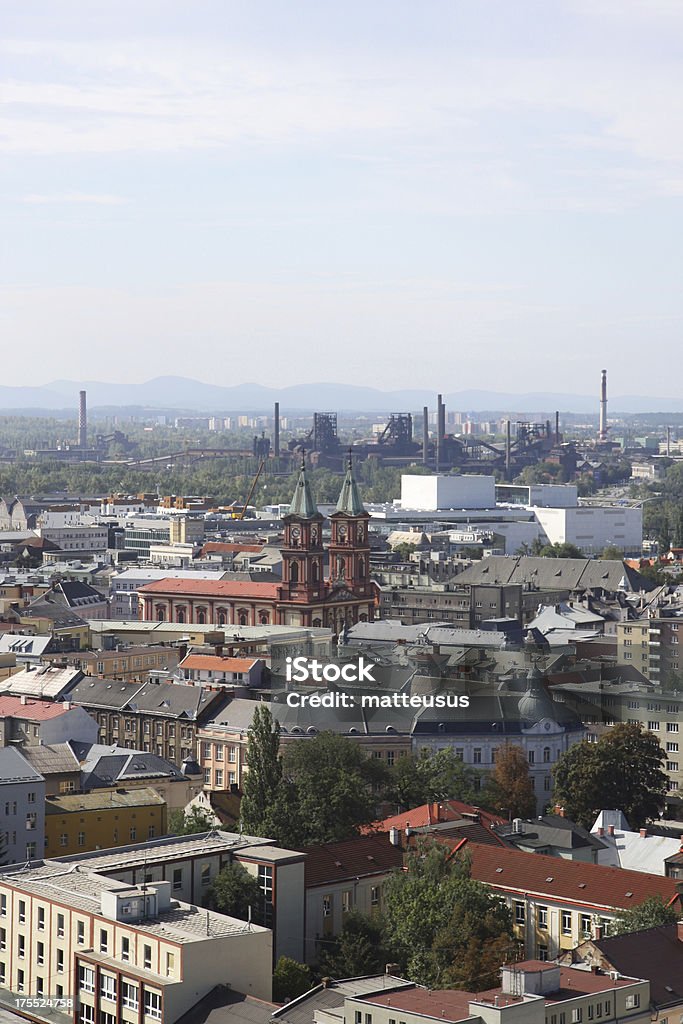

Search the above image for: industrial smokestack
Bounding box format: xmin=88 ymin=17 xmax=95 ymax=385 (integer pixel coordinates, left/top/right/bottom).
xmin=438 ymin=395 xmax=446 ymax=446
xmin=555 ymin=411 xmax=560 ymax=446
xmin=505 ymin=420 xmax=511 ymax=480
xmin=435 ymin=394 xmax=442 ymax=472
xmin=274 ymin=402 xmax=280 ymax=458
xmin=599 ymin=369 xmax=608 ymax=441
xmin=78 ymin=390 xmax=87 ymax=448
xmin=422 ymin=406 xmax=429 ymax=465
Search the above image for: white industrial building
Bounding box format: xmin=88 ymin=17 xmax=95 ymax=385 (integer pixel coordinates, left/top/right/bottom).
xmin=534 ymin=506 xmax=642 ymax=556
xmin=400 ymin=474 xmax=495 ymax=510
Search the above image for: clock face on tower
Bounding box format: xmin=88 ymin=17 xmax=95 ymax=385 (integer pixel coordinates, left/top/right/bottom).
xmin=291 ymin=527 xmax=300 ymax=543
xmin=311 ymin=526 xmax=318 ymax=544
xmin=358 ymin=526 xmax=364 ymax=541
xmin=338 ymin=524 xmax=347 ymax=540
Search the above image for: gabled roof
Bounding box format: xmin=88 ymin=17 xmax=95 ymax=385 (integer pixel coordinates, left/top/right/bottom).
xmin=0 ymin=665 xmax=83 ymax=700
xmin=21 ymin=742 xmax=81 ymax=775
xmin=0 ymin=746 xmax=44 ymax=784
xmin=179 ymin=655 xmax=259 ymax=673
xmin=0 ymin=695 xmax=75 ymax=721
xmin=586 ymin=924 xmax=683 ymax=1007
xmin=299 ymin=833 xmax=403 ymax=887
xmin=463 ymin=840 xmax=681 ymax=911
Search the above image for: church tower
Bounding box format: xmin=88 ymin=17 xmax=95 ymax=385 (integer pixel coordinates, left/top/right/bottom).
xmin=328 ymin=452 xmax=371 ymax=598
xmin=280 ymin=454 xmax=325 ymax=604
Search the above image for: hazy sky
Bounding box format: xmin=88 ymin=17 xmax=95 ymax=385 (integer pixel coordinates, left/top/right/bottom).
xmin=2 ymin=1 xmax=683 ymax=396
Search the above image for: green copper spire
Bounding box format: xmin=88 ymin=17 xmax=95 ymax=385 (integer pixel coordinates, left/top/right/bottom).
xmin=288 ymin=452 xmax=319 ymax=519
xmin=335 ymin=450 xmax=365 ymax=516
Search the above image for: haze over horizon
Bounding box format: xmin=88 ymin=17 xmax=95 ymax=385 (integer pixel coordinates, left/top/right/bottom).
xmin=3 ymin=1 xmax=683 ymax=396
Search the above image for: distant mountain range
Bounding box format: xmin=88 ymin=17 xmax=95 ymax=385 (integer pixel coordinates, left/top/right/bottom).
xmin=0 ymin=377 xmax=681 ymax=415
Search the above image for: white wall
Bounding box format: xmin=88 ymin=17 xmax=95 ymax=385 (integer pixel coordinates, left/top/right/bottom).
xmin=400 ymin=474 xmax=495 ymax=511
xmin=534 ymin=506 xmax=643 ymax=555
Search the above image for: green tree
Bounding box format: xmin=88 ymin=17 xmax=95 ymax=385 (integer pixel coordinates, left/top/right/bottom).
xmin=483 ymin=743 xmax=536 ymax=819
xmin=169 ymin=806 xmax=217 ymax=835
xmin=612 ymin=895 xmax=679 ymax=935
xmin=385 ymin=748 xmax=481 ymax=812
xmin=205 ymin=862 xmax=264 ymax=923
xmin=240 ymin=704 xmax=284 ymax=838
xmin=600 ymin=544 xmax=625 ymax=560
xmin=281 ymin=732 xmax=386 ymax=846
xmin=383 ymin=840 xmax=514 ymax=988
xmin=539 ymin=542 xmax=585 ymax=559
xmin=318 ymin=911 xmax=387 ymax=978
xmin=553 ymin=724 xmax=667 ymax=829
xmin=272 ymin=957 xmax=313 ymax=1003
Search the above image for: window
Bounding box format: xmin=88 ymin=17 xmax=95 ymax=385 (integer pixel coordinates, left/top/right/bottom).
xmin=144 ymin=990 xmax=162 ymax=1020
xmin=36 ymin=976 xmax=44 ymax=997
xmin=668 ymin=723 xmax=679 ymax=733
xmin=173 ymin=868 xmax=182 ymax=891
xmin=667 ymin=742 xmax=679 ymax=753
xmin=77 ymin=965 xmax=92 ymax=992
xmin=60 ymin=833 xmax=68 ymax=847
xmin=17 ymin=968 xmax=24 ymax=993
xmin=580 ymin=914 xmax=591 ymax=937
xmin=625 ymin=995 xmax=640 ymax=1010
xmin=215 ymin=769 xmax=223 ymax=787
xmin=562 ymin=910 xmax=572 ymax=934
xmin=572 ymin=1011 xmax=583 ymax=1023
xmin=26 ymin=841 xmax=36 ymax=858
xmin=121 ymin=936 xmax=130 ymax=961
xmin=0 ymin=895 xmax=5 ymax=917
xmin=529 ymin=750 xmax=535 ymax=765
xmin=25 ymin=812 xmax=36 ymax=831
xmin=79 ymin=1006 xmax=94 ymax=1024
xmin=342 ymin=890 xmax=352 ymax=914
xmin=648 ymin=721 xmax=660 ymax=731
xmin=122 ymin=982 xmax=139 ymax=1010
xmin=588 ymin=1007 xmax=594 ymax=1020
xmin=537 ymin=906 xmax=548 ymax=930
xmin=371 ymin=886 xmax=380 ymax=907
xmin=0 ymin=962 xmax=5 ymax=984
xmin=56 ymin=948 xmax=64 ymax=973
xmin=100 ymin=976 xmax=117 ymax=1001
xmin=37 ymin=941 xmax=44 ymax=965
xmin=0 ymin=929 xmax=4 ymax=951
xmin=228 ymin=746 xmax=237 ymax=763
xmin=78 ymin=831 xmax=85 ymax=847
xmin=166 ymin=951 xmax=175 ymax=977
xmin=100 ymin=929 xmax=109 ymax=953
xmin=543 ymin=746 xmax=551 ymax=762
xmin=473 ymin=748 xmax=482 ymax=764
xmin=144 ymin=944 xmax=152 ymax=969
xmin=18 ymin=900 xmax=26 ymax=924
xmin=215 ymin=743 xmax=224 ymax=760
xmin=514 ymin=902 xmax=525 ymax=924
xmin=538 ymin=944 xmax=548 ymax=961
xmin=323 ymin=895 xmax=332 ymax=917
xmin=201 ymin=864 xmax=211 ymax=886
xmin=204 ymin=768 xmax=211 ymax=785
xmin=18 ymin=935 xmax=25 ymax=959
xmin=36 ymin=905 xmax=45 ymax=930
xmin=667 ymin=762 xmax=679 ymax=772
xmin=605 ymin=1002 xmax=611 ymax=1016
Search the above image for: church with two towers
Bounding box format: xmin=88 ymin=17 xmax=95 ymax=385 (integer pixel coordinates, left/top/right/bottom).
xmin=137 ymin=458 xmax=376 ymax=631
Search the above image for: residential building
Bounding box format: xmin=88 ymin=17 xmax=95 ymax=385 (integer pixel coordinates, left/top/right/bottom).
xmin=21 ymin=743 xmax=81 ymax=796
xmin=0 ymin=746 xmax=45 ymax=865
xmin=493 ymin=814 xmax=606 ymax=863
xmin=0 ymin=859 xmax=273 ymax=1018
xmin=66 ymin=678 xmax=226 ymax=768
xmin=300 ymin=833 xmax=404 ymax=964
xmin=44 ymin=787 xmax=167 ymax=856
xmin=53 ymin=830 xmax=306 ymax=962
xmin=178 ymin=653 xmax=265 ymax=688
xmin=590 ymin=811 xmax=683 ymax=875
xmin=0 ymin=666 xmax=84 ymax=702
xmin=0 ymin=695 xmax=98 ymax=747
xmin=462 ymin=841 xmax=682 ymax=961
xmin=46 ymin=645 xmax=181 ymax=682
xmin=75 ymin=743 xmax=203 ymax=810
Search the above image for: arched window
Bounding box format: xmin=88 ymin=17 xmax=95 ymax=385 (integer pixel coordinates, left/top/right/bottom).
xmin=290 ymin=561 xmax=299 ymax=583
xmin=543 ymin=746 xmax=551 ymax=763
xmin=312 ymin=618 xmax=322 ymax=628
xmin=239 ymin=612 xmax=248 ymax=626
xmin=197 ymin=609 xmax=206 ymax=625
xmin=155 ymin=605 xmax=165 ymax=622
xmin=217 ymin=609 xmax=227 ymax=626
xmin=177 ymin=609 xmax=186 ymax=624
xmin=259 ymin=612 xmax=269 ymax=625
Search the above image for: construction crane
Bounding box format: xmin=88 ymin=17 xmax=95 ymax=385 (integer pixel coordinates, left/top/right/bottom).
xmin=238 ymin=459 xmax=266 ymax=520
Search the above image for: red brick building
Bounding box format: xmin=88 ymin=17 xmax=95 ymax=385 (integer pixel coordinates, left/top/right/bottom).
xmin=137 ymin=458 xmax=376 ymax=631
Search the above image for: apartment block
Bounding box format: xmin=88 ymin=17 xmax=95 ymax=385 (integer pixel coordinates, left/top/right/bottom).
xmin=0 ymin=860 xmax=272 ymax=1023
xmin=0 ymin=747 xmax=45 ymax=865
xmin=44 ymin=787 xmax=167 ymax=857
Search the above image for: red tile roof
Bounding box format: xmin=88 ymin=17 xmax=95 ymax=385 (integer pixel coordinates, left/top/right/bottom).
xmin=300 ymin=833 xmax=404 ymax=887
xmin=0 ymin=696 xmax=72 ymax=721
xmin=138 ymin=579 xmax=281 ymax=598
xmin=369 ymin=800 xmax=506 ymax=833
xmin=201 ymin=543 xmax=265 ymax=555
xmin=180 ymin=655 xmax=259 ymax=672
xmin=460 ymin=841 xmax=681 ymax=912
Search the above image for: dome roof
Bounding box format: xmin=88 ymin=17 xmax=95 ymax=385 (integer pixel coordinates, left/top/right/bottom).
xmin=517 ymin=665 xmax=555 ymax=724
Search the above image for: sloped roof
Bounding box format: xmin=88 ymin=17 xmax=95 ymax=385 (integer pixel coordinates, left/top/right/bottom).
xmin=179 ymin=655 xmax=259 ymax=673
xmin=0 ymin=665 xmax=83 ymax=700
xmin=587 ymin=924 xmax=683 ymax=1006
xmin=463 ymin=841 xmax=681 ymax=911
xmin=0 ymin=695 xmax=73 ymax=720
xmin=286 ymin=461 xmax=320 ymax=520
xmin=454 ymin=556 xmax=651 ymax=593
xmin=300 ymin=833 xmax=403 ymax=887
xmin=45 ymin=786 xmax=165 ymax=813
xmin=137 ymin=578 xmax=281 ymax=599
xmin=334 ymin=459 xmax=366 ymax=516
xmin=0 ymin=746 xmax=44 ymax=784
xmin=21 ymin=743 xmax=80 ymax=775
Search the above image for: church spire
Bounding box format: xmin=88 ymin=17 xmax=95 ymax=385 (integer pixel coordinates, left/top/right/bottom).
xmin=335 ymin=449 xmax=365 ymax=516
xmin=288 ymin=451 xmax=319 ymax=519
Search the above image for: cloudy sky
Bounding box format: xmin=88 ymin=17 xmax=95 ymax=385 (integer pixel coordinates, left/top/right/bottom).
xmin=2 ymin=1 xmax=682 ymax=396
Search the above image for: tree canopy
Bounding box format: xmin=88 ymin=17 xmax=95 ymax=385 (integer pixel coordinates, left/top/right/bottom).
xmin=239 ymin=704 xmax=284 ymax=838
xmin=205 ymin=862 xmax=264 ymax=923
xmin=385 ymin=748 xmax=482 ymax=812
xmin=612 ymin=895 xmax=679 ymax=935
xmin=484 ymin=743 xmax=536 ymax=819
xmin=382 ymin=839 xmax=516 ymax=988
xmin=318 ymin=911 xmax=387 ymax=979
xmin=553 ymin=724 xmax=668 ymax=829
xmin=169 ymin=806 xmax=216 ymax=835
